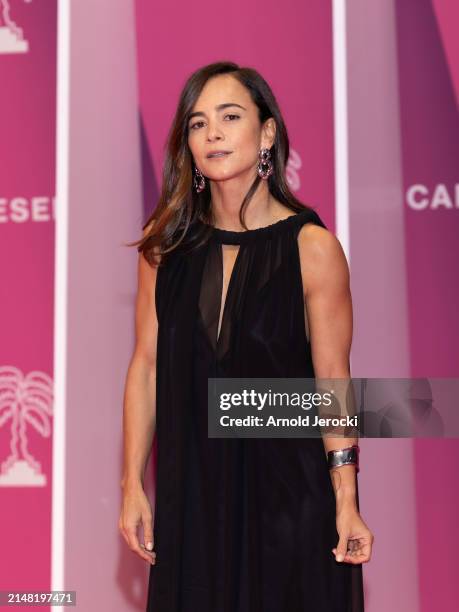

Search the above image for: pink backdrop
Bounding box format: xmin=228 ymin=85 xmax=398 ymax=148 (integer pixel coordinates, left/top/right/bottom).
xmin=1 ymin=0 xmax=458 ymax=609
xmin=0 ymin=0 xmax=57 ymax=606
xmin=396 ymin=1 xmax=459 ymax=610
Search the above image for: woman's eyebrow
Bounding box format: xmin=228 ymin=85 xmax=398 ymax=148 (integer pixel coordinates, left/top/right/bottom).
xmin=188 ymin=103 xmax=247 ymax=121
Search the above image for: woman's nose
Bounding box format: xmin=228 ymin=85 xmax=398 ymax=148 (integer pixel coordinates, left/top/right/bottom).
xmin=206 ymin=121 xmax=224 ymax=141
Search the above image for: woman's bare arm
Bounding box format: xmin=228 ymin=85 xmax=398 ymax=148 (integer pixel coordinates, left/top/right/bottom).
xmin=121 ymin=245 xmax=159 ymax=490
xmin=119 ymin=227 xmax=160 ymax=565
xmin=298 ymin=222 xmax=373 ymax=564
xmin=298 ymin=223 xmax=357 ymax=504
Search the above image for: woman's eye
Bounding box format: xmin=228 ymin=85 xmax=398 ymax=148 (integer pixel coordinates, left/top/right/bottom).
xmin=225 ymin=114 xmax=240 ymax=121
xmin=189 ymin=121 xmax=204 ymax=130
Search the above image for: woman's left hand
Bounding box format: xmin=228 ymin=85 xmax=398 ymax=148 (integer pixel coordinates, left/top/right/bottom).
xmin=332 ymin=506 xmax=374 ymax=564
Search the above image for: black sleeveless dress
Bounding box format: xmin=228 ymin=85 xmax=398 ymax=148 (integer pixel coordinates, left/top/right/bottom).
xmin=146 ymin=207 xmax=364 ymax=612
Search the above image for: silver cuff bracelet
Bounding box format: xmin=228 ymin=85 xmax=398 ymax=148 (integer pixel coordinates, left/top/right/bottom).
xmin=327 ymin=444 xmax=360 ymax=473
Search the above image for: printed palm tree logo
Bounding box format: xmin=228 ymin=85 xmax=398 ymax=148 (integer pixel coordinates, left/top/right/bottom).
xmin=0 ymin=0 xmax=33 ymax=54
xmin=0 ymin=365 xmax=53 ymax=486
xmin=286 ymin=148 xmax=301 ymax=191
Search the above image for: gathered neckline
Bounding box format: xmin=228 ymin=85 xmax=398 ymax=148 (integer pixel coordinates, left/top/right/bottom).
xmin=197 ymin=208 xmax=314 ymax=245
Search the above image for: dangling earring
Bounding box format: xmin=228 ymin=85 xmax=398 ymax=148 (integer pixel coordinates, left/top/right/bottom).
xmin=193 ymin=166 xmax=206 ymax=192
xmin=257 ymin=147 xmax=273 ymax=179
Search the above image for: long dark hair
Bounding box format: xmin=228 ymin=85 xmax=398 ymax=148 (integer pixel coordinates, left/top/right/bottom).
xmin=127 ymin=61 xmax=316 ymax=266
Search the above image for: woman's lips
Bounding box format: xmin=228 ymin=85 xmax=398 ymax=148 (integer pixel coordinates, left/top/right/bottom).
xmin=206 ymin=151 xmax=233 ymax=158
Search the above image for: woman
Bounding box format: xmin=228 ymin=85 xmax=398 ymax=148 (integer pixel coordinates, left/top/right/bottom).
xmin=119 ymin=61 xmax=373 ymax=612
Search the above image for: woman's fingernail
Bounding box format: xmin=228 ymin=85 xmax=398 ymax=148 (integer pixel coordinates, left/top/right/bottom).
xmin=336 ymin=554 xmax=344 ymax=562
xmin=146 ymin=542 xmax=153 ymax=551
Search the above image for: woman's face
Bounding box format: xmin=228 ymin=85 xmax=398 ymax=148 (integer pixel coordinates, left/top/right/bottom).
xmin=187 ymin=74 xmax=275 ymax=183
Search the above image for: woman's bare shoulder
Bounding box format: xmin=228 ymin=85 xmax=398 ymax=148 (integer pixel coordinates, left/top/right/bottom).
xmin=297 ymin=221 xmax=341 ymax=258
xmin=297 ymin=222 xmax=350 ymax=294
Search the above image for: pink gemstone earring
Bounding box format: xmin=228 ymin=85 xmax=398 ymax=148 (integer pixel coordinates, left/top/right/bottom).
xmin=193 ymin=166 xmax=206 ymax=193
xmin=257 ymin=148 xmax=273 ymax=179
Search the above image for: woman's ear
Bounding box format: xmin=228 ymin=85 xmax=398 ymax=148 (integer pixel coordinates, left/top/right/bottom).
xmin=261 ymin=117 xmax=276 ymax=149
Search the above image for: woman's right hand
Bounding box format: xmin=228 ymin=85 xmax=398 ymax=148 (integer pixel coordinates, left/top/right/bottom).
xmin=119 ymin=484 xmax=156 ymax=565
